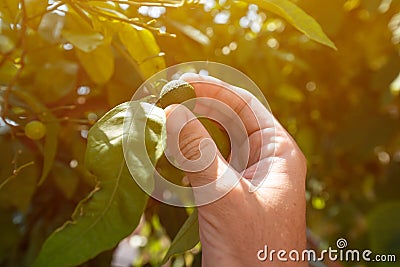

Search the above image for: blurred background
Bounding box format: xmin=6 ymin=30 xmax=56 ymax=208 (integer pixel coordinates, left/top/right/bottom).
xmin=0 ymin=0 xmax=399 ymax=266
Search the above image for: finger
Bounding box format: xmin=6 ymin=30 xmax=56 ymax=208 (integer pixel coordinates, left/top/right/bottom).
xmin=181 ymin=73 xmax=275 ymax=136
xmin=164 ymin=104 xmax=235 ymax=189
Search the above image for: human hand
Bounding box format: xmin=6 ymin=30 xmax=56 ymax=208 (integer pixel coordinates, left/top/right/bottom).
xmin=164 ymin=74 xmax=307 ymax=267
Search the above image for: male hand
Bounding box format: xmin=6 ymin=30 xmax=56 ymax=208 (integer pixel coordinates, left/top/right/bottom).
xmin=165 ymin=74 xmax=307 ymax=267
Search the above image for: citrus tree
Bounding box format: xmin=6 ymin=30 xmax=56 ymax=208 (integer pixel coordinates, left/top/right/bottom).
xmin=1 ymin=0 xmax=399 ymax=266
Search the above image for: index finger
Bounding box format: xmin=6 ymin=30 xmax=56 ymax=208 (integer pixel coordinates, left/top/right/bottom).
xmin=180 ymin=73 xmax=275 ymax=136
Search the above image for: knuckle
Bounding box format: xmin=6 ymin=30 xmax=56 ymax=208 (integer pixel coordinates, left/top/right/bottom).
xmin=179 ymin=132 xmax=203 ymax=160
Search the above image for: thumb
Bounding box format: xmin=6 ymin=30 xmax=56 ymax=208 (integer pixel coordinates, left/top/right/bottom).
xmin=164 ymin=104 xmax=230 ymax=188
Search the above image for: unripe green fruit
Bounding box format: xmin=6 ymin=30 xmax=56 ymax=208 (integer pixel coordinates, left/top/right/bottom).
xmin=157 ymin=80 xmax=196 ymax=109
xmin=25 ymin=120 xmax=47 ymax=140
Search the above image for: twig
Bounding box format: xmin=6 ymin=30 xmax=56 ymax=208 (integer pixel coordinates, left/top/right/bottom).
xmin=83 ymin=0 xmax=188 ymax=7
xmin=66 ymin=0 xmax=92 ymax=24
xmin=0 ymin=161 xmax=35 ymax=191
xmin=76 ymin=1 xmax=176 ymax=36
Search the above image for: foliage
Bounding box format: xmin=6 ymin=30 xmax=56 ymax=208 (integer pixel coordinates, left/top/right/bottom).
xmin=1 ymin=0 xmax=399 ymax=267
xmin=162 ymin=209 xmax=199 ymax=264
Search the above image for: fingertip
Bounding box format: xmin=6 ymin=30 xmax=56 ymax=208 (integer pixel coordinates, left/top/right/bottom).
xmin=164 ymin=104 xmax=178 ymax=118
xmin=164 ymin=104 xmax=194 ymax=118
xmin=164 ymin=104 xmax=195 ymax=136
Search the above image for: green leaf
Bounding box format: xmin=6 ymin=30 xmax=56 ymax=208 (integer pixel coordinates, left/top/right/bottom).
xmin=167 ymin=20 xmax=210 ymax=46
xmin=158 ymin=202 xmax=189 ymax=238
xmin=29 ymin=57 xmax=78 ymax=104
xmin=39 ymin=119 xmax=60 ymax=185
xmin=33 ymin=101 xmax=165 ymax=267
xmin=123 ymin=101 xmax=167 ymax=192
xmin=51 ymin=161 xmax=79 ymax=199
xmin=25 ymin=0 xmax=48 ymax=28
xmin=156 ymin=153 xmax=185 ymax=185
xmin=38 ymin=12 xmax=65 ymax=44
xmin=247 ymin=0 xmax=336 ymax=50
xmin=76 ymin=44 xmax=114 ymax=85
xmin=162 ymin=209 xmax=200 ymax=264
xmin=118 ymin=23 xmax=166 ymax=78
xmin=62 ymin=10 xmax=104 ymax=53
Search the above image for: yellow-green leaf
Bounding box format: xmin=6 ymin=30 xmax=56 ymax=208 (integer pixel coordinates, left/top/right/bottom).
xmin=33 ymin=62 xmax=78 ymax=103
xmin=61 ymin=10 xmax=104 ymax=52
xmin=0 ymin=0 xmax=19 ymax=23
xmin=168 ymin=20 xmax=210 ymax=46
xmin=277 ymin=83 xmax=305 ymax=102
xmin=25 ymin=0 xmax=48 ymax=28
xmin=118 ymin=23 xmax=166 ymax=78
xmin=76 ymin=44 xmax=114 ymax=85
xmin=247 ymin=0 xmax=336 ymax=50
xmin=0 ymin=60 xmax=18 ymax=84
xmin=38 ymin=12 xmax=65 ymax=44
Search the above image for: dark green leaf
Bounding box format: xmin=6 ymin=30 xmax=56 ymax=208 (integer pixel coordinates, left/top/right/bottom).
xmin=51 ymin=161 xmax=79 ymax=199
xmin=157 ymin=203 xmax=188 ymax=238
xmin=39 ymin=119 xmax=60 ymax=185
xmin=76 ymin=44 xmax=114 ymax=85
xmin=162 ymin=209 xmax=199 ymax=264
